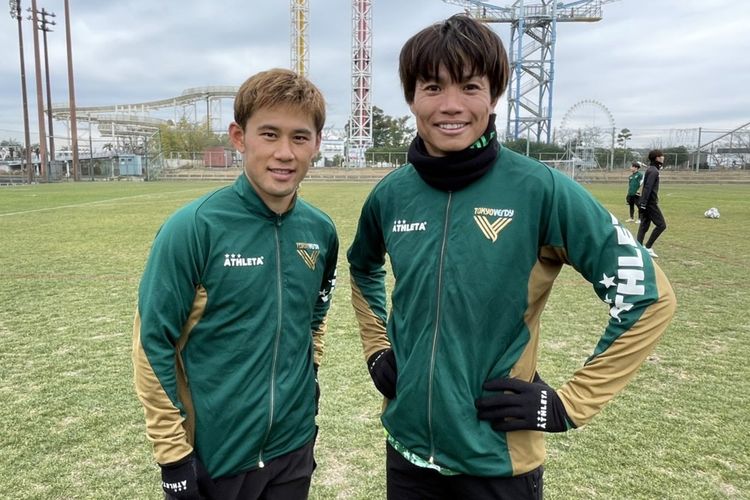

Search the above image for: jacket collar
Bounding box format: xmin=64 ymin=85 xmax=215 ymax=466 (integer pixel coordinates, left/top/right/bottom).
xmin=232 ymin=173 xmax=297 ymax=220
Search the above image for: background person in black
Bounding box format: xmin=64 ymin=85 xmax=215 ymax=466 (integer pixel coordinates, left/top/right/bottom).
xmin=637 ymin=149 xmax=667 ymax=257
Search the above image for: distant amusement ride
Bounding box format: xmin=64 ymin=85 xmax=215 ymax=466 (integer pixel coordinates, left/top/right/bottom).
xmin=8 ymin=0 xmax=747 ymax=179
xmin=47 ymin=0 xmax=617 ymax=163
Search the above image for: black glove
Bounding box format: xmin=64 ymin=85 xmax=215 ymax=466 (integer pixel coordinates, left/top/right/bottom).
xmin=313 ymin=364 xmax=320 ymax=415
xmin=638 ymin=202 xmax=647 ymax=211
xmin=475 ymin=374 xmax=574 ymax=433
xmin=160 ymin=452 xmax=213 ymax=500
xmin=367 ymin=348 xmax=397 ymax=399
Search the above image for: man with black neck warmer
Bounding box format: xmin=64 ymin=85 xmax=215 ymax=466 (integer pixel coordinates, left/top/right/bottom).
xmin=637 ymin=149 xmax=668 ymax=258
xmin=347 ymin=14 xmax=676 ymax=499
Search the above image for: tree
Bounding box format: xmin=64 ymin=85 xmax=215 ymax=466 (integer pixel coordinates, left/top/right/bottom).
xmin=371 ymin=106 xmax=414 ymax=149
xmin=616 ymin=128 xmax=631 ymax=148
xmin=662 ymin=146 xmax=690 ymax=168
xmin=617 ymin=128 xmax=632 ymax=167
xmin=158 ymin=117 xmax=229 ymax=156
xmin=1 ymin=139 xmax=22 ymax=147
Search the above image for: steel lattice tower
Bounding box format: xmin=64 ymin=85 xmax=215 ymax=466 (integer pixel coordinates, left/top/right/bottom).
xmin=349 ymin=0 xmax=373 ymax=167
xmin=442 ymin=0 xmax=613 ymax=143
xmin=291 ymin=0 xmax=309 ymax=76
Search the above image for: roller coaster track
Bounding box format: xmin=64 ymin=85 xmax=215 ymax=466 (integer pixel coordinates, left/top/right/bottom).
xmin=49 ymin=85 xmax=239 ymax=137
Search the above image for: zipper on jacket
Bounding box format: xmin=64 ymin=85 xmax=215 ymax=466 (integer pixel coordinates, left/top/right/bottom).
xmin=258 ymin=218 xmax=284 ymax=468
xmin=428 ymin=192 xmax=452 ymax=464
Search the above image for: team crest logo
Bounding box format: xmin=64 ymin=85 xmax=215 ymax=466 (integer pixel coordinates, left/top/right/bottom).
xmin=473 ymin=207 xmax=515 ymax=242
xmin=296 ymin=242 xmax=320 ymax=270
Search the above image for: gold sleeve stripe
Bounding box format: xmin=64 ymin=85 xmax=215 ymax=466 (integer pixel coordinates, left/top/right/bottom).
xmin=350 ymin=278 xmax=390 ymax=361
xmin=558 ymin=262 xmax=676 ymax=426
xmin=132 ymin=308 xmax=193 ymax=465
xmin=173 ymin=284 xmax=208 ymax=451
xmin=507 ymin=246 xmax=564 ymax=475
xmin=312 ymin=315 xmax=328 ymax=367
xmin=132 ymin=285 xmax=208 ymax=465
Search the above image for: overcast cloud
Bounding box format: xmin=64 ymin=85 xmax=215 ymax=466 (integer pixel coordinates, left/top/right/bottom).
xmin=1 ymin=0 xmax=748 ymax=149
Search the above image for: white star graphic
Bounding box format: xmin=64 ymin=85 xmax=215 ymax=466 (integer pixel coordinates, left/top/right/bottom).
xmin=599 ymin=273 xmax=616 ymax=288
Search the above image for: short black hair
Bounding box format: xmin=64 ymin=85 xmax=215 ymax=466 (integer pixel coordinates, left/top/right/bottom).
xmin=398 ymin=14 xmax=509 ymax=104
xmin=631 ymin=161 xmax=641 ymax=169
xmin=648 ymin=150 xmax=664 ymax=162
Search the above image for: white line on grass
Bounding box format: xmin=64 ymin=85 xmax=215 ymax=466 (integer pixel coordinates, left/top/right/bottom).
xmin=0 ymin=187 xmax=213 ymax=217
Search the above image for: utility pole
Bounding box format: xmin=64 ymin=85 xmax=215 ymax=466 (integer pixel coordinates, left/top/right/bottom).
xmin=29 ymin=0 xmax=47 ymax=180
xmin=88 ymin=114 xmax=94 ymax=181
xmin=63 ymin=0 xmax=79 ymax=180
xmin=9 ymin=0 xmax=33 ymax=182
xmin=38 ymin=7 xmax=56 ymax=167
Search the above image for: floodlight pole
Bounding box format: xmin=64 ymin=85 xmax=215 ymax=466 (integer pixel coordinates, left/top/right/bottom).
xmin=88 ymin=114 xmax=93 ymax=181
xmin=29 ymin=0 xmax=48 ymax=181
xmin=39 ymin=7 xmax=56 ymax=166
xmin=63 ymin=0 xmax=79 ymax=181
xmin=9 ymin=0 xmax=33 ymax=182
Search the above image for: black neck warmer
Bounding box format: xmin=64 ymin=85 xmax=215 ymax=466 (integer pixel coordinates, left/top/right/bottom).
xmin=408 ymin=115 xmax=499 ymax=192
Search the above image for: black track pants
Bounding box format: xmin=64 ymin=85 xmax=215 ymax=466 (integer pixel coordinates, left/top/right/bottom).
xmin=166 ymin=438 xmax=315 ymax=500
xmin=626 ymin=194 xmax=640 ymax=219
xmin=637 ymin=203 xmax=667 ymax=248
xmin=386 ymin=442 xmax=543 ymax=500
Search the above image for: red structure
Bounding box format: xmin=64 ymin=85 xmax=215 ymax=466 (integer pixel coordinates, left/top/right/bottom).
xmin=349 ymin=0 xmax=372 ymax=167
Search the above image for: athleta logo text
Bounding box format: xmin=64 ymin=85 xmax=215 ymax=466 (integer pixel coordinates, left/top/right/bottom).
xmin=474 ymin=207 xmax=514 ymax=243
xmin=162 ymin=480 xmax=188 ymax=493
xmin=392 ymin=220 xmax=427 ymax=233
xmin=224 ymin=254 xmax=265 ymax=267
xmin=536 ymin=389 xmax=548 ymax=430
xmin=598 ymin=214 xmax=646 ymax=322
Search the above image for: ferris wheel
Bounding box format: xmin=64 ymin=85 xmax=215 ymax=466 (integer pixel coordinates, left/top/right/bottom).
xmin=558 ymin=99 xmax=616 ymax=147
xmin=557 ymin=100 xmax=616 ymax=169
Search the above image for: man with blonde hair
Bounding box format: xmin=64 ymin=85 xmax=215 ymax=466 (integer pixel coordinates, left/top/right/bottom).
xmin=133 ymin=68 xmax=338 ymax=499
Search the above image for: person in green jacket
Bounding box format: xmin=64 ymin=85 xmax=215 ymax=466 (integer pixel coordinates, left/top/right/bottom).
xmin=133 ymin=68 xmax=338 ymax=500
xmin=626 ymin=161 xmax=644 ymax=222
xmin=347 ymin=15 xmax=676 ymax=499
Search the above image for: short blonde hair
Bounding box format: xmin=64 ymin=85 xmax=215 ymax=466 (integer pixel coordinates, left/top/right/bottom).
xmin=233 ymin=68 xmax=326 ymax=133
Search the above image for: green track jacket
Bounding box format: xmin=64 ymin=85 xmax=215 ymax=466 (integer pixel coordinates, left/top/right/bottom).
xmin=628 ymin=170 xmax=643 ymax=196
xmin=133 ymin=174 xmax=338 ymax=478
xmin=348 ymin=146 xmax=675 ymax=477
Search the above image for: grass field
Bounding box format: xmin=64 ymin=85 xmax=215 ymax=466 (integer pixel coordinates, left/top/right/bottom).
xmin=0 ymin=178 xmax=748 ymax=499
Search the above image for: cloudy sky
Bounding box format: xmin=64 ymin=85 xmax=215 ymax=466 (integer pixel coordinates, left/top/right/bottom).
xmin=1 ymin=0 xmax=748 ymax=149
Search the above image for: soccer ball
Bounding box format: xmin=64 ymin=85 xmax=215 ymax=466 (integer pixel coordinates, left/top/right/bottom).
xmin=704 ymin=207 xmax=720 ymax=219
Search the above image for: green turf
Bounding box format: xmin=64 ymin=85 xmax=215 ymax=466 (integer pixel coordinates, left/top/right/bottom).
xmin=0 ymin=179 xmax=747 ymax=499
